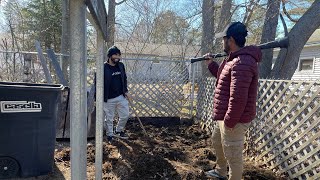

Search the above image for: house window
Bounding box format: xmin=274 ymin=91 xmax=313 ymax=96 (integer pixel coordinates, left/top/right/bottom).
xmin=299 ymin=59 xmax=314 ymax=71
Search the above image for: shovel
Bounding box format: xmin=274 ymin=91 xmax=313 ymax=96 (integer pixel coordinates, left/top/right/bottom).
xmin=127 ymin=97 xmax=148 ymax=137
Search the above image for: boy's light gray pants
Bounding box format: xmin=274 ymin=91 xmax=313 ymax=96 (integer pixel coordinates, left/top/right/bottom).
xmin=103 ymin=95 xmax=129 ymax=136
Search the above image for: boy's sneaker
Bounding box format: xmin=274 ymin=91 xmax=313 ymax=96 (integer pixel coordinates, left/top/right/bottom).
xmin=114 ymin=131 xmax=129 ymax=139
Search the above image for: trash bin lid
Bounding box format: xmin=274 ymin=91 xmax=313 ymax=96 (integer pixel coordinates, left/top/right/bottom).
xmin=0 ymin=82 xmax=64 ymax=91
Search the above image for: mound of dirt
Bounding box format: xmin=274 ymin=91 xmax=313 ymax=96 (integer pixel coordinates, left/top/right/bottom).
xmin=51 ymin=120 xmax=284 ymax=180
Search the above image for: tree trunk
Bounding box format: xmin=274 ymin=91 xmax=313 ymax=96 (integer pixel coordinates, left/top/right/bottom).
xmin=258 ymin=0 xmax=281 ymax=78
xmin=271 ymin=0 xmax=320 ymax=79
xmin=61 ymin=0 xmax=70 ymax=81
xmin=107 ymin=0 xmax=116 ymax=48
xmin=214 ymin=0 xmax=232 ymax=54
xmin=8 ymin=19 xmax=16 ymax=76
xmin=201 ymin=0 xmax=215 ymax=76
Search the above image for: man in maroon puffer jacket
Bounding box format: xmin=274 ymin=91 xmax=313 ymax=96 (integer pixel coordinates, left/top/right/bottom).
xmin=204 ymin=22 xmax=262 ymax=180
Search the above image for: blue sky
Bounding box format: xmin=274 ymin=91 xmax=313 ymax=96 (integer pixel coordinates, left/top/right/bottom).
xmin=0 ymin=0 xmax=312 ymax=36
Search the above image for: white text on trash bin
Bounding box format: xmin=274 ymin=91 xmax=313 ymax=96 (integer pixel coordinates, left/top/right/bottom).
xmin=0 ymin=101 xmax=42 ymax=113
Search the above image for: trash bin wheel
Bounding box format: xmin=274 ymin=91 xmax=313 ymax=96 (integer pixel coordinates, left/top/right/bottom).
xmin=0 ymin=157 xmax=20 ymax=179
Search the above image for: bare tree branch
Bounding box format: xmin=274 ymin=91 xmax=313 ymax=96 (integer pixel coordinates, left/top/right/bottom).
xmin=282 ymin=0 xmax=299 ymax=23
xmin=243 ymin=0 xmax=261 ymax=26
xmin=279 ymin=13 xmax=288 ymax=36
xmin=116 ymin=0 xmax=128 ymax=6
xmin=184 ymin=11 xmax=202 ymax=20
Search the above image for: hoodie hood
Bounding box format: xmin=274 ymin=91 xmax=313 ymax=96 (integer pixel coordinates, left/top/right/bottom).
xmin=229 ymin=45 xmax=262 ymax=62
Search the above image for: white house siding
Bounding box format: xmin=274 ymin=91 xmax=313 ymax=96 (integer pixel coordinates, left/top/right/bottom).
xmin=291 ymin=45 xmax=320 ymax=81
xmin=271 ymin=29 xmax=320 ymax=81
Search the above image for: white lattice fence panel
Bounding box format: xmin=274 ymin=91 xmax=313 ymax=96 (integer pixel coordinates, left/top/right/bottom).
xmin=123 ymin=58 xmax=190 ymax=117
xmin=195 ymin=76 xmax=216 ymax=133
xmin=249 ymin=80 xmax=320 ymax=179
xmin=196 ymin=78 xmax=320 ymax=179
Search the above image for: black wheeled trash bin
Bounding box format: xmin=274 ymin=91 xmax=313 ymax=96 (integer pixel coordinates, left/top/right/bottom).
xmin=0 ymin=82 xmax=63 ymax=179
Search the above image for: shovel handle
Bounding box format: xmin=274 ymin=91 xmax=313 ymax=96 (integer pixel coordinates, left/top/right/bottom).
xmin=127 ymin=98 xmax=148 ymax=137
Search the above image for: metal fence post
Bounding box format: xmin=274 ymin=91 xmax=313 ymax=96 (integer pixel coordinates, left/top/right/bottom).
xmin=23 ymin=54 xmax=32 ymax=82
xmin=95 ymin=29 xmax=105 ymax=180
xmin=189 ymin=63 xmax=196 ymax=118
xmin=70 ymin=0 xmax=87 ymax=179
